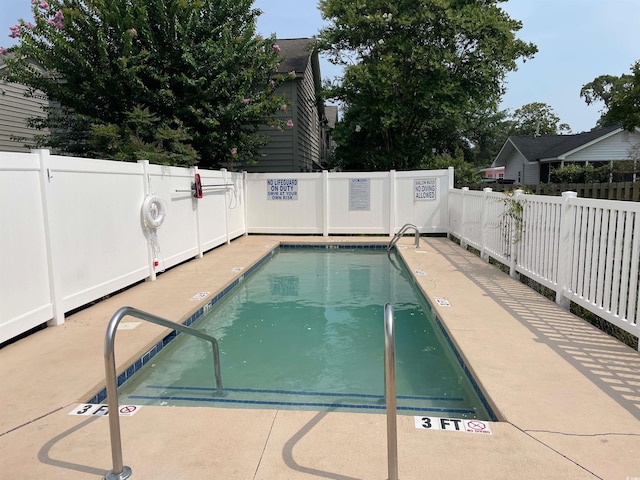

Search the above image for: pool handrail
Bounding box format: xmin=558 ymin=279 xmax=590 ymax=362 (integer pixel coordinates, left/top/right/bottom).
xmin=103 ymin=306 xmax=223 ymax=480
xmin=387 ymin=223 xmax=420 ymax=254
xmin=384 ymin=303 xmax=399 ymax=480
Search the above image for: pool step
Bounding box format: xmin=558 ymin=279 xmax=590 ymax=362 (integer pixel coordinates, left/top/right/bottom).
xmin=123 ymin=385 xmax=478 ymax=417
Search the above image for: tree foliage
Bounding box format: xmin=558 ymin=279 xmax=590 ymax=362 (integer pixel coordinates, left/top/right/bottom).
xmin=581 ymin=61 xmax=640 ymax=131
xmin=509 ymin=102 xmax=571 ymax=136
xmin=2 ymin=0 xmax=291 ymax=168
xmin=316 ymin=0 xmax=537 ymax=171
xmin=429 ymin=149 xmax=481 ymax=185
xmin=465 ymin=108 xmax=513 ymax=166
xmin=550 ymin=164 xmax=608 ymax=184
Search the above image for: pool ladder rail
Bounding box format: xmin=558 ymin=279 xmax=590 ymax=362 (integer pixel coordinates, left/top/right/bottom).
xmin=103 ymin=306 xmax=223 ymax=480
xmin=384 ymin=303 xmax=399 ymax=480
xmin=387 ymin=223 xmax=420 ymax=255
xmin=103 ymin=305 xmax=398 ymax=480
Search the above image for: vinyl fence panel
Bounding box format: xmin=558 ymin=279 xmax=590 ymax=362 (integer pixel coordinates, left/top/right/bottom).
xmin=0 ymin=152 xmax=52 ymax=343
xmin=449 ymin=187 xmax=640 ymax=346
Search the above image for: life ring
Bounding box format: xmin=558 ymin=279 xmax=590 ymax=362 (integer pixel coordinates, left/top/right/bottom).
xmin=142 ymin=194 xmax=166 ymax=229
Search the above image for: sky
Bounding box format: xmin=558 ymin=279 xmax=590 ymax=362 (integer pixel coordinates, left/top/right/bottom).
xmin=2 ymin=0 xmax=639 ymax=133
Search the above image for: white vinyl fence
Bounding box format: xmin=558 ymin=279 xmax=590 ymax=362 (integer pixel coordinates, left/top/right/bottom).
xmin=0 ymin=150 xmax=245 ymax=343
xmin=1 ymin=151 xmax=453 ymax=343
xmin=246 ymin=169 xmax=454 ymax=234
xmin=450 ymin=187 xmax=640 ymax=349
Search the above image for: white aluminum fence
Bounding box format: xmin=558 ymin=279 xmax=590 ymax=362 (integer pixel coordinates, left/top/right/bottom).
xmin=246 ymin=169 xmax=454 ymax=235
xmin=450 ymin=187 xmax=640 ymax=348
xmin=0 ymin=150 xmax=245 ymax=343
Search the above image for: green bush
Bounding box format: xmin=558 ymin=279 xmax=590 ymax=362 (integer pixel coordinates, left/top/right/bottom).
xmin=550 ymin=164 xmax=610 ymax=183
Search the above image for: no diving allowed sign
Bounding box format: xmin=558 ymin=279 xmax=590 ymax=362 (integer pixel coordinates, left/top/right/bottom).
xmin=414 ymin=416 xmax=492 ymax=434
xmin=69 ymin=404 xmax=141 ymax=417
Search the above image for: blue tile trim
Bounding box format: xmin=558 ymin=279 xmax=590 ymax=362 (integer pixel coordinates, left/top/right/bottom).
xmin=280 ymin=243 xmax=386 ymax=250
xmin=392 ymin=251 xmax=498 ymax=422
xmin=143 ymin=385 xmax=465 ymax=402
xmin=88 ymin=245 xmax=496 ymax=422
xmin=88 ymin=248 xmax=279 ymax=404
xmin=127 ymin=394 xmax=476 ymax=415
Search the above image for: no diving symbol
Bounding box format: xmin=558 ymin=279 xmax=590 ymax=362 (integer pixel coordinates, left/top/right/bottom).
xmin=413 ymin=416 xmax=492 ymax=434
xmin=466 ymin=420 xmax=489 ymax=433
xmin=119 ymin=405 xmax=137 ymax=415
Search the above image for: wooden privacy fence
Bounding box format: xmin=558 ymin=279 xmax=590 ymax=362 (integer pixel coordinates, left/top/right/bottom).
xmin=449 ymin=187 xmax=640 ymax=349
xmin=464 ymin=181 xmax=640 ymax=201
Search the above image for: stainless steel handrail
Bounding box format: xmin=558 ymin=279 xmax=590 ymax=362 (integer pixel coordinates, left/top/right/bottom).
xmin=104 ymin=306 xmax=223 ymax=480
xmin=388 ymin=223 xmax=420 ymax=254
xmin=384 ymin=303 xmax=399 ymax=480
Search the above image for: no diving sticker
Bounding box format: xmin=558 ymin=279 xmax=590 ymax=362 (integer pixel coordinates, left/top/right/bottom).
xmin=414 ymin=416 xmax=492 ymax=435
xmin=191 ymin=291 xmax=210 ymax=301
xmin=435 ymin=297 xmax=451 ymax=307
xmin=69 ymin=404 xmax=141 ymax=417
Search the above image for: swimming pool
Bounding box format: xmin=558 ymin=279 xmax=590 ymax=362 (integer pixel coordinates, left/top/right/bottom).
xmin=112 ymin=246 xmax=494 ymax=420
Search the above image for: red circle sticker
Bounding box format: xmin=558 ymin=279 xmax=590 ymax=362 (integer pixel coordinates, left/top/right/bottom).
xmin=119 ymin=405 xmax=137 ymax=414
xmin=466 ymin=421 xmax=487 ymax=431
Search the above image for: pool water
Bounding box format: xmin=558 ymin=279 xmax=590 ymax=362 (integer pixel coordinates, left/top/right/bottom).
xmin=117 ymin=248 xmax=493 ymax=419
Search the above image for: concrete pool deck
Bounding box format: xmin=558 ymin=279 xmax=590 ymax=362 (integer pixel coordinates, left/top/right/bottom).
xmin=1 ymin=235 xmax=639 ymax=479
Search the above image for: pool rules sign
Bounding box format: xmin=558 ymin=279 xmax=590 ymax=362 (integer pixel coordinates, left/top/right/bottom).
xmin=414 ymin=178 xmax=437 ymax=201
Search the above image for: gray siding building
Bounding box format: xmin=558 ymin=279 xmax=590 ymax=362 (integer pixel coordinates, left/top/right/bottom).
xmin=0 ymin=56 xmax=49 ymax=152
xmin=242 ymin=38 xmax=332 ymax=173
xmin=492 ymin=126 xmax=640 ymax=184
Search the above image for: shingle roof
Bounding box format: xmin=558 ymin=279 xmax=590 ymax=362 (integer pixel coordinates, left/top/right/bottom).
xmin=275 ymin=38 xmax=313 ymax=74
xmin=509 ymin=125 xmax=621 ymax=161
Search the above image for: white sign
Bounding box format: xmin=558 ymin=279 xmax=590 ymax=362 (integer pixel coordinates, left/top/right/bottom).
xmin=414 ymin=178 xmax=437 ymax=201
xmin=267 ymin=179 xmax=298 ymax=200
xmin=69 ymin=404 xmax=141 ymax=417
xmin=435 ymin=297 xmax=451 ymax=307
xmin=414 ymin=416 xmax=492 ymax=434
xmin=191 ymin=291 xmax=210 ymax=301
xmin=349 ymin=178 xmax=370 ymax=211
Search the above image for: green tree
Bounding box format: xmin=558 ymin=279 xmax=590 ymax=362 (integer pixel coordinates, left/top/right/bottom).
xmin=465 ymin=108 xmax=513 ymax=167
xmin=581 ymin=61 xmax=640 ymax=131
xmin=316 ymin=0 xmax=537 ymax=171
xmin=2 ymin=0 xmax=290 ymax=168
xmin=509 ymin=102 xmax=571 ymax=136
xmin=428 ymin=149 xmax=480 ymax=186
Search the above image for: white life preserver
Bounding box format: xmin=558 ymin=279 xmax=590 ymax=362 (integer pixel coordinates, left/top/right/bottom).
xmin=142 ymin=194 xmax=166 ymax=229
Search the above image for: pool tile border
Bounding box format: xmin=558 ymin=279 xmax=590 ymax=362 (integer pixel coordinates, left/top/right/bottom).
xmin=88 ymin=243 xmax=497 ymax=422
xmin=88 ymin=244 xmax=384 ymax=404
xmin=393 ymin=252 xmax=499 ymax=422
